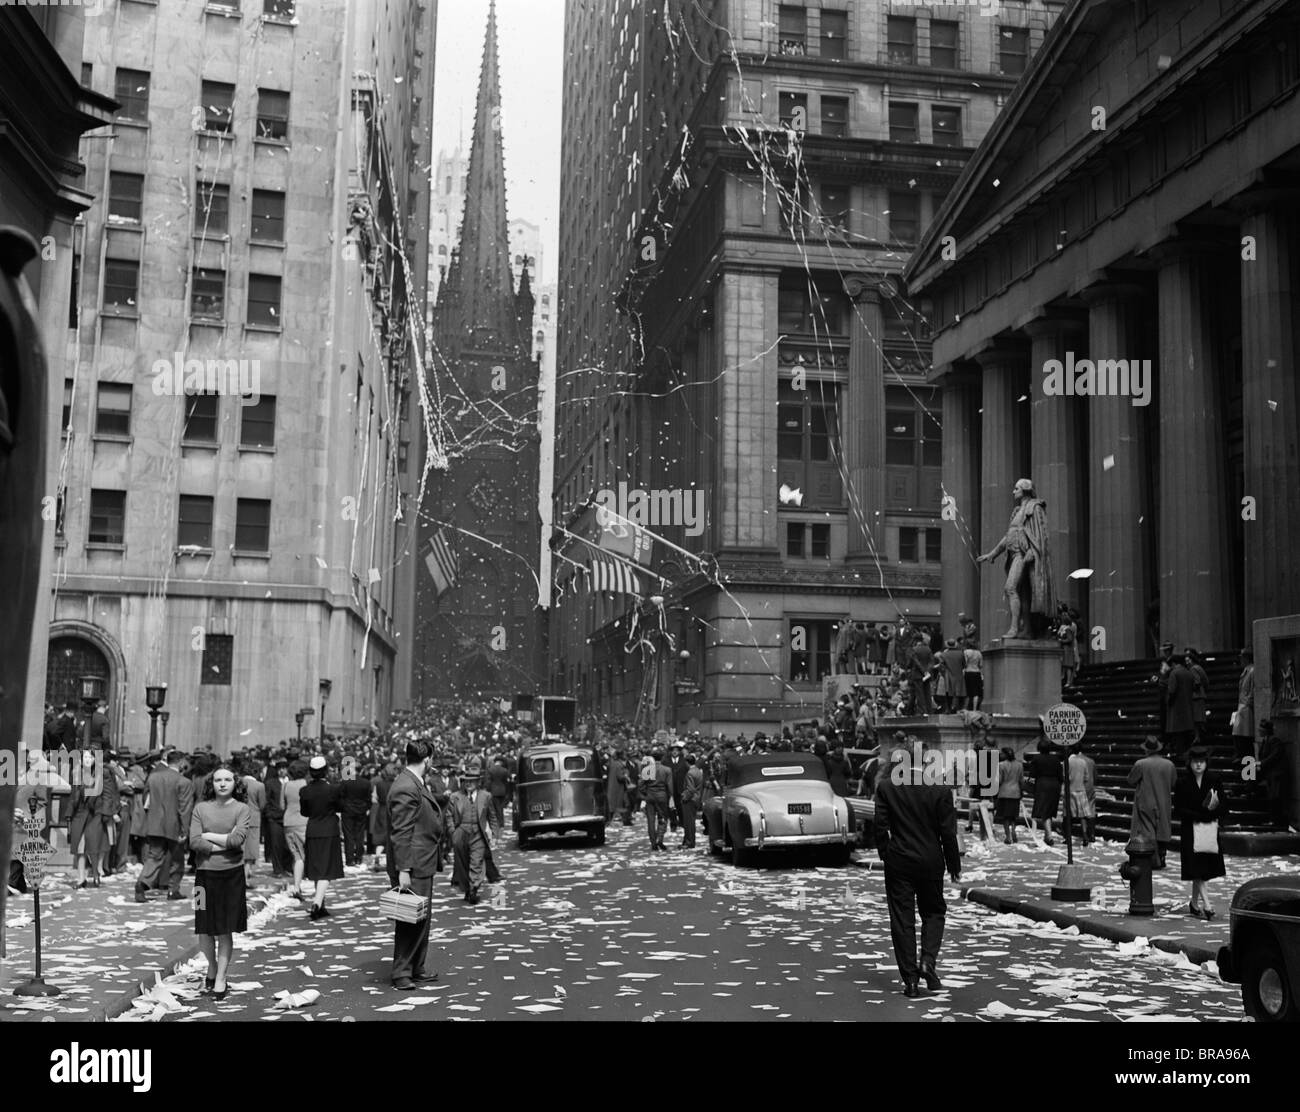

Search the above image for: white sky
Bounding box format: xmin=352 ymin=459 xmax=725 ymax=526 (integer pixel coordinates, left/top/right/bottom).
xmin=432 ymin=0 xmax=563 ymax=287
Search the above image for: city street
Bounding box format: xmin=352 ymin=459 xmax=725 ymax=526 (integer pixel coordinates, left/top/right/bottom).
xmin=82 ymin=816 xmax=1241 ymax=1023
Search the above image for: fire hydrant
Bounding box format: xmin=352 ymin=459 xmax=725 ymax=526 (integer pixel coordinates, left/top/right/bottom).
xmin=1118 ymin=834 xmax=1156 ymax=915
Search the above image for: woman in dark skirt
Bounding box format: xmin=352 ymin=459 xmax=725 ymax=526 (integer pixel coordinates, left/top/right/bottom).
xmin=300 ymin=755 xmax=343 ymax=921
xmin=190 ymin=765 xmax=251 ymax=1001
xmin=1028 ymin=739 xmax=1063 ymax=846
xmin=995 ymin=747 xmax=1024 ymax=844
xmin=1174 ymin=746 xmax=1229 ymax=920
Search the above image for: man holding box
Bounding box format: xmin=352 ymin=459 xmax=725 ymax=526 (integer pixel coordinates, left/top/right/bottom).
xmin=387 ymin=738 xmax=443 ymax=990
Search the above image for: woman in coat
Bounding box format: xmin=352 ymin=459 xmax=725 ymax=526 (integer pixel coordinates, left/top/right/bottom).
xmin=1173 ymin=746 xmax=1228 ymax=919
xmin=240 ymin=760 xmax=266 ymax=888
xmin=822 ymin=744 xmax=851 ymax=797
xmin=606 ymin=750 xmax=631 ymax=824
xmin=299 ymin=756 xmax=343 ymax=920
xmin=995 ymin=747 xmax=1023 ymax=844
xmin=1027 ymin=740 xmax=1063 ymax=846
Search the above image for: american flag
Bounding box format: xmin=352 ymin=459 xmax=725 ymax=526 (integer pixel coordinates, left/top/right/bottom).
xmin=588 ymin=552 xmax=642 ymax=597
xmin=424 ymin=528 xmax=459 ymax=597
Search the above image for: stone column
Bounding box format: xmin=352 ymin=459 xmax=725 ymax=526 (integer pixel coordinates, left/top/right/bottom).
xmin=1240 ymin=205 xmax=1300 ymax=628
xmin=1083 ymin=283 xmax=1153 ymax=659
xmin=939 ymin=367 xmax=980 ymax=638
xmin=843 ymin=274 xmax=886 ymax=559
xmin=1152 ymin=239 xmax=1236 ymax=649
xmin=976 ymin=345 xmax=1030 ymax=641
xmin=1023 ymin=314 xmax=1088 ymax=624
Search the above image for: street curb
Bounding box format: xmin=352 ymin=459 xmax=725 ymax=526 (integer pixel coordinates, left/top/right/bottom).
xmin=100 ymin=941 xmax=203 ymax=1022
xmin=962 ymin=887 xmax=1220 ymax=966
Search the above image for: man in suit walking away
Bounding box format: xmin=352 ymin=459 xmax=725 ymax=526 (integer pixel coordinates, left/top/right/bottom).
xmin=387 ymin=739 xmax=443 ymax=990
xmin=874 ymin=740 xmax=961 ymax=997
xmin=338 ymin=761 xmax=371 ymax=867
xmin=135 ymin=749 xmax=193 ymax=902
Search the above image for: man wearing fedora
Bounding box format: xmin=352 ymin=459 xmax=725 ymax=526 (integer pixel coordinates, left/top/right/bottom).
xmin=1128 ymin=736 xmax=1176 ymax=869
xmin=387 ymin=738 xmax=442 ymax=989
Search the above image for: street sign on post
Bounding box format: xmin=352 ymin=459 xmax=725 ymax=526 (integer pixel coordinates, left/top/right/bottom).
xmin=13 ymin=806 xmax=62 ymax=996
xmin=1044 ymin=702 xmax=1091 ymax=901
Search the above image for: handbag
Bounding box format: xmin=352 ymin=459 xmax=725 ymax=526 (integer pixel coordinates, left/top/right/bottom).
xmin=379 ymin=886 xmax=429 ymax=924
xmin=1192 ymin=820 xmax=1219 ymax=855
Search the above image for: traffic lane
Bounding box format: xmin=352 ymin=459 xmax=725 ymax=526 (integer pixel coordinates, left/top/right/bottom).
xmin=134 ymin=817 xmax=1242 ymax=1022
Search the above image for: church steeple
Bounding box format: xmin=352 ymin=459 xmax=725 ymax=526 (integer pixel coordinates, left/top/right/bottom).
xmin=451 ymin=0 xmax=522 ymax=355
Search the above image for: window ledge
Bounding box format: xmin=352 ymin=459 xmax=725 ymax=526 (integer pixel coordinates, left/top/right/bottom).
xmin=205 ymin=4 xmax=241 ymax=16
xmin=198 ymin=129 xmax=235 ymax=140
xmin=254 ymin=137 xmax=290 ymax=149
xmin=175 ymin=547 xmax=214 ymax=559
xmin=244 ymin=323 xmax=282 ymax=334
xmin=189 ymin=316 xmax=226 ymax=327
xmin=54 ymin=539 xmax=67 ymax=550
xmin=193 ymin=232 xmax=231 ymax=243
xmin=237 ymin=444 xmax=276 ymax=455
xmin=248 ymin=238 xmax=286 ymax=249
xmin=86 ymin=543 xmax=126 ymax=553
xmin=112 ymin=118 xmax=149 ymax=129
xmin=99 ymin=309 xmax=139 ymax=321
xmin=180 ymin=440 xmax=219 ymax=451
xmin=261 ymin=16 xmax=298 ymax=29
xmin=232 ymin=550 xmax=272 ymax=560
xmin=92 ymin=433 xmax=133 ymax=446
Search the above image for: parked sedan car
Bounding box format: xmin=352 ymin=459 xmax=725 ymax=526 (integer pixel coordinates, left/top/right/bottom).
xmin=704 ymin=753 xmax=853 ymax=867
xmin=1216 ymin=875 xmax=1300 ymax=1022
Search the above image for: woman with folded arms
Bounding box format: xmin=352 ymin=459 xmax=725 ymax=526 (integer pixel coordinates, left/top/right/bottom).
xmin=190 ymin=765 xmax=251 ymax=1001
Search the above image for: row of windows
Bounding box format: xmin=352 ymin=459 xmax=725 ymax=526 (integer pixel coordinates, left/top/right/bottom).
xmin=100 ymin=259 xmax=281 ymax=327
xmin=65 ymin=382 xmax=276 ymax=449
xmin=775 ymin=5 xmax=1035 ymax=75
xmin=109 ymin=175 xmax=286 ymax=243
xmin=777 ymin=92 xmax=964 ymax=147
xmin=110 ymin=68 xmax=290 ymax=140
xmin=79 ymin=490 xmax=273 ymax=553
xmin=778 ymin=182 xmax=925 ymax=243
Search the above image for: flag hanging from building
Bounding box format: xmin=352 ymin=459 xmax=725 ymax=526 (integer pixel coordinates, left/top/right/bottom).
xmin=595 ymin=504 xmax=655 ymax=566
xmin=588 ymin=552 xmax=643 ymax=597
xmin=424 ymin=528 xmax=459 ymax=597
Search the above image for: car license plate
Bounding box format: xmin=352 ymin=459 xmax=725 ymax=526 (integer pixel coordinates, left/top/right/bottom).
xmin=787 ymin=803 xmax=812 ymax=815
xmin=531 ymin=802 xmax=552 ymax=813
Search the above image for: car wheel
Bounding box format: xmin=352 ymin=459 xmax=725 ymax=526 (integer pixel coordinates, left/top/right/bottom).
xmin=591 ymin=824 xmax=606 ymax=846
xmin=1242 ymin=937 xmax=1296 ymax=1022
xmin=517 ymin=832 xmax=529 ymax=850
xmin=731 ymin=838 xmax=755 ymax=868
xmin=825 ymin=843 xmax=852 ymax=867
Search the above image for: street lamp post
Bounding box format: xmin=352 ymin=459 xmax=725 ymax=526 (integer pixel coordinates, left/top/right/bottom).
xmin=159 ymin=711 xmax=170 ymax=747
xmin=295 ymin=710 xmax=305 ymax=743
xmin=319 ymin=678 xmax=332 ymax=745
xmin=78 ymin=675 xmax=105 ymax=748
xmin=145 ymin=683 xmax=168 ymax=751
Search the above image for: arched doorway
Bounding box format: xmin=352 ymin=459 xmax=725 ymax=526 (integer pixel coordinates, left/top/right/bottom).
xmin=45 ymin=636 xmax=111 ymax=713
xmin=43 ymin=621 xmax=127 ymax=745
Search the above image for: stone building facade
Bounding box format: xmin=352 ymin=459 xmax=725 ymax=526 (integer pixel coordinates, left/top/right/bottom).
xmin=47 ymin=0 xmax=436 ymax=752
xmin=904 ymin=0 xmax=1300 ymax=661
xmin=554 ymin=0 xmax=1060 ymax=732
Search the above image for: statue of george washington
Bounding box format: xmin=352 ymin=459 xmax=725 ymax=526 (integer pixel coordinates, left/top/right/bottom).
xmin=977 ymin=478 xmax=1057 ymax=640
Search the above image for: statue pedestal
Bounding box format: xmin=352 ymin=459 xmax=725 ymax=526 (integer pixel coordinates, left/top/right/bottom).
xmin=982 ymin=639 xmax=1061 ymax=719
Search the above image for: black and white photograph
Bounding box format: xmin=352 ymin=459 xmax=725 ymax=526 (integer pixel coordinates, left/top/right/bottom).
xmin=1 ymin=0 xmax=1298 ymax=1087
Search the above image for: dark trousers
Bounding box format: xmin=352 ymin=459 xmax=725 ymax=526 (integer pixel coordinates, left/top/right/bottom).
xmin=884 ymin=868 xmax=946 ymax=983
xmin=264 ymin=816 xmax=291 ymax=875
xmin=680 ymin=800 xmax=698 ymax=847
xmin=1164 ymin=730 xmax=1194 ymax=762
xmin=669 ymin=795 xmax=681 ymax=831
xmin=138 ymin=836 xmax=185 ymax=895
xmin=915 ymin=680 xmax=935 ymax=716
xmin=390 ymin=873 xmax=433 ymax=983
xmin=490 ymin=794 xmax=506 ymax=831
xmin=645 ymin=793 xmax=668 ymax=847
xmin=342 ymin=814 xmax=368 ymax=865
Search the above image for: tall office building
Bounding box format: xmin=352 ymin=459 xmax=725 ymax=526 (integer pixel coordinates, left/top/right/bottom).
xmin=47 ymin=0 xmax=437 ymax=751
xmin=554 ymin=1 xmax=1060 ymax=732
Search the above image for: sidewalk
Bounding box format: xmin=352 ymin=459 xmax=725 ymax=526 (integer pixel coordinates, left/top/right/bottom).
xmin=953 ymin=833 xmax=1300 ymax=965
xmin=1 ymin=862 xmax=289 ymax=1022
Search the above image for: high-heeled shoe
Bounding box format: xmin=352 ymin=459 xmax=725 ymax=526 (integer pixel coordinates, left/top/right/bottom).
xmin=210 ymin=987 xmax=229 ymax=1002
xmin=1188 ymin=901 xmax=1206 ymax=919
xmin=76 ymin=881 xmax=89 ymax=890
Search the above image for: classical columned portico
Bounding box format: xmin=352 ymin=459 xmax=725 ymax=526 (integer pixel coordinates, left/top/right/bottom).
xmin=975 ymin=346 xmax=1030 ymax=639
xmin=1023 ymin=314 xmax=1088 ymax=622
xmin=843 ymin=275 xmax=886 ymax=559
xmin=1239 ymin=203 xmax=1300 ymax=629
xmin=1151 ymin=239 xmax=1238 ymax=649
xmin=940 ymin=368 xmax=980 ymax=635
xmin=1082 ymin=284 xmax=1153 ymax=659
